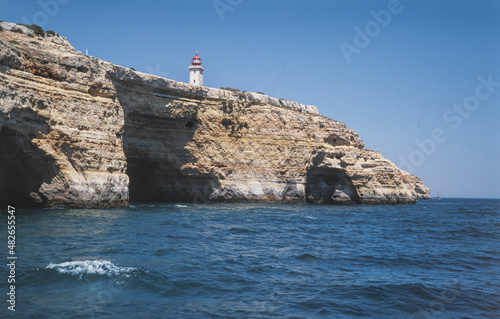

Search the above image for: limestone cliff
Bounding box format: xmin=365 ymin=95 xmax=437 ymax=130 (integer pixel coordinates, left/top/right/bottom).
xmin=0 ymin=23 xmax=429 ymax=208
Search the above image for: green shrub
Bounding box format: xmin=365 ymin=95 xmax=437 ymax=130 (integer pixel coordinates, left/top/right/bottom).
xmin=12 ymin=28 xmax=24 ymax=34
xmin=21 ymin=24 xmax=44 ymax=37
xmin=279 ymin=99 xmax=285 ymax=107
xmin=27 ymin=33 xmax=34 ymax=38
xmin=256 ymin=92 xmax=265 ymax=95
xmin=0 ymin=26 xmax=3 ymax=32
xmin=220 ymin=87 xmax=241 ymax=92
xmin=9 ymin=40 xmax=20 ymax=45
xmin=45 ymin=30 xmax=57 ymax=37
xmin=29 ymin=41 xmax=41 ymax=45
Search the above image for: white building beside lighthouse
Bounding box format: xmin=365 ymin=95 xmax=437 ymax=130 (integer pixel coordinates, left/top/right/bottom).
xmin=189 ymin=53 xmax=204 ymax=86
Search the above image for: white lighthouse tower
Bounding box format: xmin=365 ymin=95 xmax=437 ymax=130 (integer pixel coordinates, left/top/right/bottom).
xmin=189 ymin=53 xmax=204 ymax=86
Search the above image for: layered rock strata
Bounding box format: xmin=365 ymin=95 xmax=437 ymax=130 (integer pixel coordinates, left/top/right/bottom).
xmin=0 ymin=24 xmax=429 ymax=208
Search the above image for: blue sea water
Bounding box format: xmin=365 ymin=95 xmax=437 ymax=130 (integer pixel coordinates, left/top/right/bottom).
xmin=1 ymin=198 xmax=499 ymax=318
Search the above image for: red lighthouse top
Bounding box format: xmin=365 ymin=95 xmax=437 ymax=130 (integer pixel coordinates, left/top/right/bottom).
xmin=192 ymin=53 xmax=202 ymax=65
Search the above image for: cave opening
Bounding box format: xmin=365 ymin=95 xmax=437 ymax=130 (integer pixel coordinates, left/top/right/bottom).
xmin=112 ymin=79 xmax=220 ymax=204
xmin=126 ymin=155 xmax=219 ymax=203
xmin=305 ymin=152 xmax=361 ymax=204
xmin=0 ymin=126 xmax=59 ymax=208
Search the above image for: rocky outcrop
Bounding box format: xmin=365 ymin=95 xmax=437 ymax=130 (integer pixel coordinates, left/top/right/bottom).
xmin=0 ymin=27 xmax=128 ymax=208
xmin=0 ymin=24 xmax=429 ymax=208
xmin=307 ymin=148 xmax=429 ymax=204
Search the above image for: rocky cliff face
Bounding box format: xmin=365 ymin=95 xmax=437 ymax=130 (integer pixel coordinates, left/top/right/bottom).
xmin=0 ymin=24 xmax=429 ymax=208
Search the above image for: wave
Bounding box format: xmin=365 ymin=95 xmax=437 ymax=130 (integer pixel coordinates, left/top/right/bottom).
xmin=46 ymin=260 xmax=138 ymax=279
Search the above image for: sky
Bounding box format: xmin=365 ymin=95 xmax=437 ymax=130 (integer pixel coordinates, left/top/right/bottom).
xmin=2 ymin=0 xmax=499 ymax=198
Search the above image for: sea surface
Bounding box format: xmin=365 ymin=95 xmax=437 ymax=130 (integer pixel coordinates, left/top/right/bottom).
xmin=1 ymin=198 xmax=499 ymax=318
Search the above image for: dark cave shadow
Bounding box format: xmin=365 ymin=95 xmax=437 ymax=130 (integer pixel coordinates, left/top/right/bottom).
xmin=112 ymin=79 xmax=221 ymax=203
xmin=0 ymin=126 xmax=59 ymax=208
xmin=305 ymin=151 xmax=361 ymax=204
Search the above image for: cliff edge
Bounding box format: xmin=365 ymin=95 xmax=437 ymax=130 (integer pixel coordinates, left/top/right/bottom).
xmin=0 ymin=23 xmax=429 ymax=208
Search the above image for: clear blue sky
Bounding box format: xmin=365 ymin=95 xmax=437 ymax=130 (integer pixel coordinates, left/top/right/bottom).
xmin=3 ymin=0 xmax=499 ymax=198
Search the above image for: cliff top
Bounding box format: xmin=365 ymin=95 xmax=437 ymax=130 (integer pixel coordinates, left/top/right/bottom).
xmin=0 ymin=21 xmax=319 ymax=115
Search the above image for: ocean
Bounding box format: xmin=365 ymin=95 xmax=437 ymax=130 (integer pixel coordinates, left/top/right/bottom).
xmin=1 ymin=198 xmax=498 ymax=318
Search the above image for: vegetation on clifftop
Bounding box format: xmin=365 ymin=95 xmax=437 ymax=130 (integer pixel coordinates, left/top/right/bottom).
xmin=3 ymin=22 xmax=60 ymax=37
xmin=45 ymin=30 xmax=57 ymax=37
xmin=20 ymin=24 xmax=45 ymax=37
xmin=220 ymin=87 xmax=241 ymax=92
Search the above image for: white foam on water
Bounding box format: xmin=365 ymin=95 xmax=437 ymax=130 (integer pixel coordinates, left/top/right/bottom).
xmin=175 ymin=205 xmax=188 ymax=208
xmin=46 ymin=260 xmax=136 ymax=278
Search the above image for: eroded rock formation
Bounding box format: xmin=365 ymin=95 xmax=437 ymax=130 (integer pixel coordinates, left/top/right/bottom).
xmin=0 ymin=23 xmax=429 ymax=208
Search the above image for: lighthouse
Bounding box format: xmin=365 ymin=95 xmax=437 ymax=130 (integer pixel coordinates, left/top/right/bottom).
xmin=189 ymin=53 xmax=204 ymax=86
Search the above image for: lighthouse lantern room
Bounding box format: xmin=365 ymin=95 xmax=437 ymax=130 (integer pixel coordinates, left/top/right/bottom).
xmin=189 ymin=53 xmax=204 ymax=86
